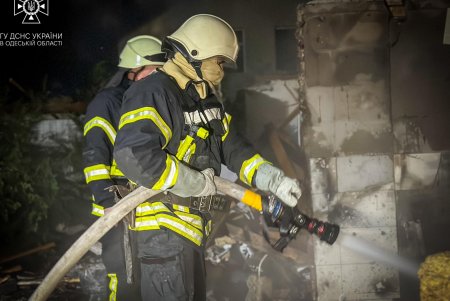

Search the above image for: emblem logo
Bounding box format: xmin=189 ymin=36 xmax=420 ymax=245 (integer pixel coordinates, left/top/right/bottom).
xmin=14 ymin=0 xmax=49 ymax=24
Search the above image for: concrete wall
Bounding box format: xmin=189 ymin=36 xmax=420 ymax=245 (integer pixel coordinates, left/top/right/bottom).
xmin=299 ymin=1 xmax=450 ymax=300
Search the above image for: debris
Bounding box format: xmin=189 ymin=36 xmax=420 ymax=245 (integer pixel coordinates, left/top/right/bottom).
xmin=375 ymin=280 xmax=387 ymax=292
xmin=55 ymin=223 xmax=87 ymax=236
xmin=0 ymin=277 xmax=17 ymax=296
xmin=1 ymin=265 xmax=22 ymax=275
xmin=214 ymin=236 xmax=236 ymax=247
xmin=229 ymin=202 xmax=255 ymax=220
xmin=0 ymin=275 xmax=10 ymax=285
xmin=89 ymin=242 xmax=102 ymax=256
xmin=239 ymin=243 xmax=254 ymax=260
xmin=246 ymin=274 xmax=272 ymax=301
xmin=206 ymin=244 xmax=233 ymax=265
xmin=0 ymin=243 xmax=56 ymax=265
xmin=69 ymin=255 xmax=107 ymax=297
xmin=17 ymin=277 xmax=80 ymax=287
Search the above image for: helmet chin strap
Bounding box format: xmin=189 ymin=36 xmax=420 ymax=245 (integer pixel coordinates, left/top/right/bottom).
xmin=190 ymin=60 xmax=204 ymax=82
xmin=128 ymin=66 xmax=145 ymax=81
xmin=190 ymin=59 xmax=222 ymax=99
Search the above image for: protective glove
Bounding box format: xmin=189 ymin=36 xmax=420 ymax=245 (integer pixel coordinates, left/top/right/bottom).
xmin=168 ymin=163 xmax=216 ymax=197
xmin=195 ymin=168 xmax=216 ymax=196
xmin=254 ymin=163 xmax=301 ymax=207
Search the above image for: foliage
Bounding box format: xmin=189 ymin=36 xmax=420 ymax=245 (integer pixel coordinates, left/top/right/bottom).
xmin=0 ymin=97 xmax=58 ymax=242
xmin=0 ymin=64 xmax=114 ymax=245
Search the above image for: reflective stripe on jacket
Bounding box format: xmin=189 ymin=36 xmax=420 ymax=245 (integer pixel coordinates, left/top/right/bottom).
xmin=82 ymin=79 xmax=128 ymax=212
xmin=114 ymin=71 xmax=269 ymax=246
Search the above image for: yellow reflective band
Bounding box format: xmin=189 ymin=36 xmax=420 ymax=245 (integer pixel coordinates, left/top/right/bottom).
xmin=107 ymin=273 xmax=118 ymax=301
xmin=156 ymin=214 xmax=203 ymax=246
xmin=239 ymin=154 xmax=268 ymax=186
xmin=176 ymin=135 xmax=195 ymax=161
xmin=174 ymin=211 xmax=203 ymax=229
xmin=173 ymin=204 xmax=190 ymax=213
xmin=134 ymin=216 xmax=160 ymax=231
xmin=84 ymin=117 xmax=116 ymax=145
xmin=183 ymin=144 xmax=196 ymax=163
xmin=84 ymin=164 xmax=111 ymax=183
xmin=91 ymin=203 xmax=105 ymax=217
xmin=205 ymin=220 xmax=212 ymax=236
xmin=119 ymin=107 xmax=172 ymax=148
xmin=151 ymin=155 xmax=179 ymax=190
xmin=136 ymin=202 xmax=171 ymax=217
xmin=133 ymin=213 xmax=203 ymax=245
xmin=197 ymin=127 xmax=209 ymax=139
xmin=110 ymin=160 xmax=124 ymax=177
xmin=221 ymin=113 xmax=232 ymax=141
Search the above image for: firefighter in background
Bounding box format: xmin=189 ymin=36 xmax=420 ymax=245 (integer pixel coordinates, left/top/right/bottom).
xmin=82 ymin=35 xmax=166 ymax=300
xmin=114 ymin=14 xmax=302 ymax=300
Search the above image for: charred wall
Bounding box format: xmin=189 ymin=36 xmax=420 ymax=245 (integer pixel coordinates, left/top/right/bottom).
xmin=299 ymin=0 xmax=450 ymax=300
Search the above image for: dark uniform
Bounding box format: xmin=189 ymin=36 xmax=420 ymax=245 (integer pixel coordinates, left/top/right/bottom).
xmin=114 ymin=70 xmax=269 ymax=300
xmin=82 ymin=76 xmax=140 ymax=301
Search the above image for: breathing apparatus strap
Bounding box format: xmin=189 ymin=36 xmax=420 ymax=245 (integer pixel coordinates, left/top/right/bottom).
xmin=191 ymin=60 xmax=203 ymax=79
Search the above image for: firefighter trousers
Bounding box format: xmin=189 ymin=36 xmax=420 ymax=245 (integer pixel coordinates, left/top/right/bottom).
xmin=101 ymin=225 xmax=141 ymax=300
xmin=136 ymin=229 xmax=206 ymax=301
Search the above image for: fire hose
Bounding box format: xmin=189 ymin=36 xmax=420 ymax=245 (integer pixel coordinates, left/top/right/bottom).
xmin=30 ymin=177 xmax=339 ymax=300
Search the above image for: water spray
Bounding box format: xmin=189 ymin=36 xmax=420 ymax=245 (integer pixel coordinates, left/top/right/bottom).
xmin=260 ymin=195 xmax=419 ymax=279
xmin=339 ymin=233 xmax=420 ymax=277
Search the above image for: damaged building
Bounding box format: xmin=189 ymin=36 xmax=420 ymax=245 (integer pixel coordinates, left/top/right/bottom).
xmin=1 ymin=0 xmax=449 ymax=300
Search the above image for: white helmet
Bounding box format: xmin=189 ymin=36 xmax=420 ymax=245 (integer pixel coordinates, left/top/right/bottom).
xmin=118 ymin=35 xmax=166 ymax=68
xmin=163 ymin=14 xmax=239 ymax=66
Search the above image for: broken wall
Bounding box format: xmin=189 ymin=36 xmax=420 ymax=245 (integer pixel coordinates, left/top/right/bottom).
xmin=300 ymin=1 xmax=397 ymax=300
xmin=299 ymin=1 xmax=450 ymax=300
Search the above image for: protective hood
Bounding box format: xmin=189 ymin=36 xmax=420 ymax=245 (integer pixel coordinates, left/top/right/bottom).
xmin=161 ymin=52 xmax=223 ymax=99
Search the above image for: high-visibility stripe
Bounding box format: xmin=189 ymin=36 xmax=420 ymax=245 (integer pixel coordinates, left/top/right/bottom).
xmin=205 ymin=220 xmax=212 ymax=237
xmin=84 ymin=117 xmax=116 ymax=145
xmin=221 ymin=113 xmax=232 ymax=141
xmin=174 ymin=211 xmax=203 ymax=229
xmin=119 ymin=107 xmax=172 ymax=148
xmin=134 ymin=216 xmax=160 ymax=230
xmin=176 ymin=127 xmax=207 ymax=163
xmin=110 ymin=160 xmax=124 ymax=177
xmin=151 ymin=155 xmax=179 ymax=190
xmin=176 ymin=135 xmax=194 ymax=161
xmin=91 ymin=203 xmax=105 ymax=217
xmin=136 ymin=203 xmax=201 ymax=229
xmin=133 ymin=213 xmax=203 ymax=246
xmin=156 ymin=214 xmax=203 ymax=246
xmin=173 ymin=204 xmax=189 ymax=213
xmin=84 ymin=164 xmax=111 ymax=183
xmin=136 ymin=202 xmax=170 ymax=217
xmin=240 ymin=154 xmax=268 ymax=186
xmin=107 ymin=273 xmax=118 ymax=301
xmin=178 ymin=144 xmax=196 ymax=163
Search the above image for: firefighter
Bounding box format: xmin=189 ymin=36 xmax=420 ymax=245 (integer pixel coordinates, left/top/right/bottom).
xmin=82 ymin=35 xmax=166 ymax=301
xmin=113 ymin=14 xmax=302 ymax=300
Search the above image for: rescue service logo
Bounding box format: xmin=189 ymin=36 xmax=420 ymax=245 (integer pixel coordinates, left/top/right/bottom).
xmin=14 ymin=0 xmax=49 ymax=24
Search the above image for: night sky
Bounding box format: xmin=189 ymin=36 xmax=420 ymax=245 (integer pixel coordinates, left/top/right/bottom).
xmin=0 ymin=0 xmax=170 ymax=97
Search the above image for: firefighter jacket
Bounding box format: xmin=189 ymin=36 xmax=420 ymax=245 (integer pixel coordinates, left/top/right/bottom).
xmin=114 ymin=70 xmax=269 ymax=246
xmin=82 ymin=78 xmax=130 ymax=217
